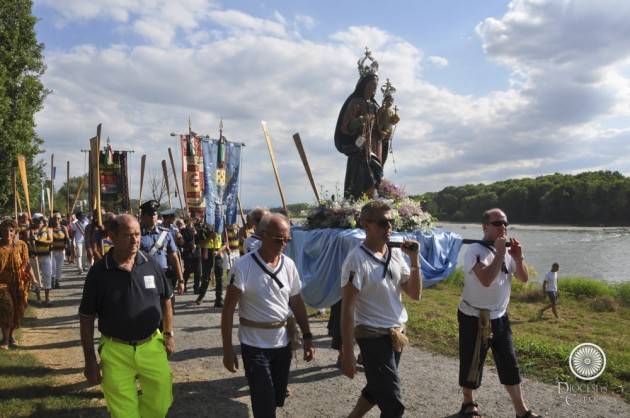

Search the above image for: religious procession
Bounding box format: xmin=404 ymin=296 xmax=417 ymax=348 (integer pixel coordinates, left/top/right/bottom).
xmin=3 ymin=2 xmax=630 ymax=417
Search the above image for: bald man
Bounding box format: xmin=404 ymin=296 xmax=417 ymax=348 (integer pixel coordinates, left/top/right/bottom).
xmin=79 ymin=214 xmax=175 ymax=418
xmin=222 ymin=214 xmax=315 ymax=418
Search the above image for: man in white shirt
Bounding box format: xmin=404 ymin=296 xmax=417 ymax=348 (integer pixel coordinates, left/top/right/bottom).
xmin=539 ymin=262 xmax=560 ymax=319
xmin=221 ymin=213 xmax=315 ymax=418
xmin=340 ymin=200 xmax=422 ymax=418
xmin=457 ymin=208 xmax=540 ymax=418
xmin=72 ymin=211 xmax=89 ymax=273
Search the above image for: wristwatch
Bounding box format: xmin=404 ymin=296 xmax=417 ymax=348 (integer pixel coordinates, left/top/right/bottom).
xmin=302 ymin=332 xmax=313 ymax=340
xmin=163 ymin=330 xmax=174 ymax=337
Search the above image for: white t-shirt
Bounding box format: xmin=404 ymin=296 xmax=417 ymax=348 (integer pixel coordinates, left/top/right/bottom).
xmin=340 ymin=244 xmax=411 ymax=328
xmin=72 ymin=219 xmax=89 ymax=244
xmin=244 ymin=235 xmax=262 ymax=254
xmin=459 ymin=243 xmax=516 ymax=320
xmin=544 ymin=271 xmax=558 ymax=292
xmin=230 ymin=251 xmax=301 ymax=348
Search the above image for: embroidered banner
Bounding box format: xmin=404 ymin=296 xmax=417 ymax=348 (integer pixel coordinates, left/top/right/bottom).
xmin=201 ymin=138 xmax=243 ymax=234
xmin=88 ymin=146 xmax=130 ymax=213
xmin=180 ymin=134 xmax=206 ymax=219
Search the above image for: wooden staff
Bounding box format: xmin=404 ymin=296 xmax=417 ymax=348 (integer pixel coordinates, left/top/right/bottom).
xmin=17 ymin=155 xmax=31 ymax=218
xmin=70 ymin=179 xmax=84 ymax=214
xmin=66 ymin=161 xmax=70 ymax=214
xmin=260 ymin=121 xmax=288 ymax=215
xmin=168 ymin=147 xmax=185 ymax=211
xmin=46 ymin=187 xmax=52 ymax=215
xmin=161 ymin=159 xmax=173 ymax=209
xmin=138 ymin=154 xmax=146 ymax=210
xmin=292 ymin=133 xmax=321 ymax=204
xmin=95 ymin=124 xmax=102 ymax=226
xmin=236 ymin=195 xmax=246 ymax=225
xmin=50 ymin=154 xmax=54 ymax=217
xmin=13 ymin=171 xmax=18 ymax=221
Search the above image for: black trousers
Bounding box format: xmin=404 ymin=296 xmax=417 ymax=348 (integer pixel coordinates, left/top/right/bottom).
xmin=165 ymin=269 xmax=177 ymax=312
xmin=458 ymin=310 xmax=521 ymax=389
xmin=327 ymin=300 xmax=342 ymax=351
xmin=197 ymin=254 xmax=223 ymax=303
xmin=183 ymin=255 xmax=200 ymax=291
xmin=241 ymin=343 xmax=292 ymax=418
xmin=356 ymin=335 xmax=404 ymax=418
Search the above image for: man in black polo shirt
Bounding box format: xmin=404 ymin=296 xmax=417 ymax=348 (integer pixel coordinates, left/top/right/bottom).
xmin=79 ymin=214 xmax=175 ymax=418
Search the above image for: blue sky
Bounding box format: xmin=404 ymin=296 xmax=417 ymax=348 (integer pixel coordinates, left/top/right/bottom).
xmin=32 ymin=0 xmax=630 ymax=207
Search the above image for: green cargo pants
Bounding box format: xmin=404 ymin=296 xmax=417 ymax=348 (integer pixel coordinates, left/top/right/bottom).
xmin=99 ymin=331 xmax=173 ymax=418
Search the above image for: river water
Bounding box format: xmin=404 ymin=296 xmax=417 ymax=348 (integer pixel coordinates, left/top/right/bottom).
xmin=437 ymin=222 xmax=630 ymax=283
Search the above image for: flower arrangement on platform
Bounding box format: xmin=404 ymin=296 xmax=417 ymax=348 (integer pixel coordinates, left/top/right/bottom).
xmin=304 ymin=180 xmax=434 ymax=231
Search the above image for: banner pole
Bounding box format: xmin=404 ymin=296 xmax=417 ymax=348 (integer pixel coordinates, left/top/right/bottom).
xmin=168 ymin=147 xmax=184 ymax=211
xmin=162 ymin=160 xmax=173 ymax=209
xmin=138 ymin=154 xmax=146 ymax=212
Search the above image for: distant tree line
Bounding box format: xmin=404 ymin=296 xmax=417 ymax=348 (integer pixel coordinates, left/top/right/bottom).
xmin=413 ymin=171 xmax=630 ymax=226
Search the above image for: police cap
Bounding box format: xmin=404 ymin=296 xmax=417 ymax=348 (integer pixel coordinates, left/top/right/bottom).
xmin=160 ymin=209 xmax=177 ymax=217
xmin=140 ymin=200 xmax=160 ymax=215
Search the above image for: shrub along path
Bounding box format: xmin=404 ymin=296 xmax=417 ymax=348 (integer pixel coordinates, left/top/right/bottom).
xmin=5 ymin=263 xmax=630 ymax=417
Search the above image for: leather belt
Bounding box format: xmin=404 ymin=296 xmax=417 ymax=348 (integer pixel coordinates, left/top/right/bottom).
xmin=103 ymin=331 xmax=157 ymax=346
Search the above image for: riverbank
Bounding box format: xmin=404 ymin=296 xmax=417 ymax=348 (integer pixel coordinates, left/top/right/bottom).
xmin=404 ymin=270 xmax=630 ymax=403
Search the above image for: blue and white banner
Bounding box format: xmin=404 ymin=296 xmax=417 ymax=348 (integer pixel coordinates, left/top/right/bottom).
xmin=201 ymin=138 xmax=242 ymax=234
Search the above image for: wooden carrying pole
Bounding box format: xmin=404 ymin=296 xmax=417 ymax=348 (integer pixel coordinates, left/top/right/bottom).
xmin=292 ymin=133 xmax=321 ymax=204
xmin=17 ymin=155 xmax=31 ymax=218
xmin=168 ymin=147 xmax=185 ymax=211
xmin=236 ymin=196 xmax=246 ymax=225
xmin=138 ymin=154 xmax=146 ymax=210
xmin=13 ymin=171 xmax=18 ymax=221
xmin=70 ymin=179 xmax=84 ymax=214
xmin=95 ymin=124 xmax=102 ymax=225
xmin=66 ymin=161 xmax=70 ymax=214
xmin=49 ymin=154 xmax=54 ymax=217
xmin=161 ymin=160 xmax=173 ymax=209
xmin=260 ymin=121 xmax=288 ymax=215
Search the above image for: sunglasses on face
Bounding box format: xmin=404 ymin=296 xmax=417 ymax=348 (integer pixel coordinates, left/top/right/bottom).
xmin=368 ymin=218 xmax=394 ymax=229
xmin=267 ymin=234 xmax=292 ymax=243
xmin=488 ymin=220 xmax=509 ymax=227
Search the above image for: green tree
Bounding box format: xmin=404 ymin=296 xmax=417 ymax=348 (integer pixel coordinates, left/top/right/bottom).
xmin=0 ymin=0 xmax=48 ymax=213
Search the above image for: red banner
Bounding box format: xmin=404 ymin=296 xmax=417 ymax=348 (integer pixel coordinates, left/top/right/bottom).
xmin=180 ymin=134 xmax=205 ymax=218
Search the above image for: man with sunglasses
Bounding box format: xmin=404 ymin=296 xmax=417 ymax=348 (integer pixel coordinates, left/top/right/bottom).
xmin=457 ymin=208 xmax=540 ymax=418
xmin=340 ymin=200 xmax=422 ymax=418
xmin=221 ymin=213 xmax=315 ymax=418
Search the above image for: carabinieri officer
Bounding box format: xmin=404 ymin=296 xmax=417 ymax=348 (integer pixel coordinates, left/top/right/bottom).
xmin=139 ymin=200 xmax=184 ymax=297
xmin=79 ymin=214 xmax=175 ymax=418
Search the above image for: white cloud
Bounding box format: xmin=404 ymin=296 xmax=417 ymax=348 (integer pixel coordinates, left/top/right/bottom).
xmin=295 ymin=14 xmax=316 ymax=31
xmin=428 ymin=55 xmax=448 ymax=67
xmin=36 ymin=1 xmax=630 ymax=208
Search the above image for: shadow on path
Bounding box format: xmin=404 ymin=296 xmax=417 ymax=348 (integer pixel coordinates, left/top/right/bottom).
xmin=170 ymin=377 xmax=250 ymax=417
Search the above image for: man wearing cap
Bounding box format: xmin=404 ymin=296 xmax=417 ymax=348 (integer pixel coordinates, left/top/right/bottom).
xmin=79 ymin=214 xmax=175 ymax=417
xmin=139 ymin=201 xmax=184 ymax=297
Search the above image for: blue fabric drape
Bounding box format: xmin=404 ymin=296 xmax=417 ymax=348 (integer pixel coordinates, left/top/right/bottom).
xmin=201 ymin=139 xmax=242 ymax=234
xmin=285 ymin=227 xmax=464 ymax=308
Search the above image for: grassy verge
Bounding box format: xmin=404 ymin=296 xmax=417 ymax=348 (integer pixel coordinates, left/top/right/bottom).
xmin=404 ymin=270 xmax=630 ymax=402
xmin=0 ymin=307 xmax=102 ymax=417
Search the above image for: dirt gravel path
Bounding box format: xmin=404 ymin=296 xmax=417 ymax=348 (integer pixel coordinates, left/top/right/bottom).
xmin=18 ymin=263 xmax=630 ymax=417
